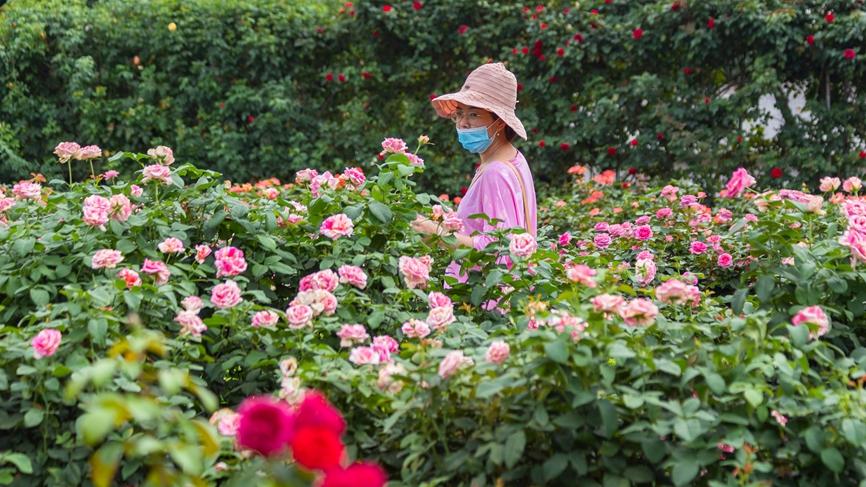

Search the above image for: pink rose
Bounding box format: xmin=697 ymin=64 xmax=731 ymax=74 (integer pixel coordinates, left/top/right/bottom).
xmin=721 ymin=168 xmax=756 ymax=198
xmin=286 ymin=304 xmax=314 ymax=328
xmin=211 ymin=280 xmax=242 ymax=309
xmin=320 ymin=213 xmax=354 ymax=239
xmin=377 ymin=363 xmax=406 ymax=393
xmin=337 ymin=265 xmax=367 ymax=289
xmin=102 ymin=170 xmax=119 ymax=180
xmin=53 ymin=141 xmax=81 ymax=163
xmin=771 ymin=410 xmax=788 ymax=427
xmin=175 ymin=310 xmax=207 ymax=337
xmin=291 ymin=289 xmax=338 ymax=316
xmin=235 ymin=396 xmax=295 ymax=457
xmin=141 ymin=258 xmax=170 ymax=285
xmin=839 ymin=230 xmax=866 ymax=264
xmin=349 ymin=346 xmax=380 ymax=365
xmin=509 ymin=233 xmax=538 ymax=257
xmin=195 ymin=244 xmax=212 ymax=263
xmin=442 ymin=211 xmax=464 ymax=233
xmin=130 ymin=185 xmax=143 ymax=197
xmin=337 ymin=324 xmax=369 ymax=347
xmin=635 ymin=215 xmax=651 ymax=225
xmin=656 ymin=207 xmax=672 ymax=219
xmin=594 ymin=232 xmax=611 ymax=249
xmin=591 ymin=294 xmax=625 ymax=313
xmin=594 ymin=222 xmax=610 ymax=232
xmin=660 ymin=185 xmax=679 ymax=201
xmin=637 ymin=250 xmax=654 ymax=261
xmin=214 ymin=246 xmax=247 ymax=277
xmin=32 ymin=329 xmax=62 ymax=358
xmin=565 ymin=262 xmax=597 ymax=287
xmin=819 ymin=177 xmax=841 ymax=192
xmin=209 ymin=409 xmax=241 ymax=436
xmin=295 ymin=168 xmax=318 ymax=184
xmin=91 ymin=249 xmax=124 ymax=269
xmin=426 ymin=306 xmax=455 ymax=331
xmin=717 ymin=253 xmax=733 ymax=268
xmin=158 ymin=237 xmax=185 ymax=254
xmin=655 ymin=279 xmax=701 ymax=306
xmin=182 ymin=295 xmax=204 ymax=312
xmin=635 ymin=258 xmax=656 ymax=286
xmin=401 ymin=319 xmax=431 ymax=338
xmin=438 ymin=350 xmax=473 ymax=379
xmin=147 ymin=145 xmax=175 ymax=165
xmin=634 ymin=225 xmax=653 ymax=241
xmin=618 ymin=298 xmax=659 ymax=326
xmin=558 ymin=232 xmax=572 ymax=246
xmin=82 ymin=194 xmax=110 ymax=228
xmin=373 ymin=334 xmax=399 ymax=354
xmin=75 ymin=145 xmax=101 ymax=160
xmin=485 ymin=341 xmax=510 ymax=365
xmin=399 ymin=255 xmax=433 ymax=289
xmin=251 ymin=310 xmax=279 ymax=328
xmin=109 ymin=194 xmax=132 ymax=221
xmin=299 ymin=269 xmax=340 ymax=292
xmin=381 ymin=137 xmax=408 ymax=154
xmin=427 ymin=291 xmax=452 ymax=309
xmin=117 ymin=268 xmax=141 ymax=288
xmin=844 ymin=177 xmax=862 ymax=193
xmin=142 ymin=164 xmax=172 ymax=184
xmin=689 ymin=241 xmax=707 ymax=255
xmin=12 ymin=181 xmax=41 ymax=200
xmin=0 ymin=197 xmax=15 ymax=213
xmin=791 ymin=305 xmax=830 ymax=339
xmin=717 ymin=442 xmax=735 ymax=454
xmin=342 ymin=167 xmax=366 ymax=188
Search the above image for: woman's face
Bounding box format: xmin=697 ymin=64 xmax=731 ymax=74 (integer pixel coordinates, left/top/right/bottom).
xmin=450 ymin=102 xmax=501 ymax=132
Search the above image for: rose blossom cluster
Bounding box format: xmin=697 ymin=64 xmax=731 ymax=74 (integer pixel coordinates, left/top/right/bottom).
xmin=12 ymin=181 xmax=42 ymax=201
xmin=564 ymin=262 xmax=597 ymax=287
xmin=141 ymin=258 xmax=170 ymax=285
xmin=53 ymin=141 xmax=102 ymax=163
xmin=438 ymin=350 xmax=474 ymax=379
xmin=294 ymin=167 xmax=368 ymax=197
xmin=655 ymin=279 xmax=701 ymax=307
xmin=285 ymin=267 xmax=363 ymax=329
xmin=348 ymin=335 xmax=399 ymax=366
xmin=618 ymin=298 xmax=659 ymax=326
xmin=147 ymin=145 xmax=174 ymax=165
xmin=379 ymin=137 xmax=424 ymax=166
xmin=175 ymin=295 xmax=207 ymax=338
xmin=839 ymin=199 xmax=866 ymax=265
xmin=791 ymin=305 xmax=830 ymax=339
xmin=399 ymin=255 xmax=433 ymax=289
xmin=430 ymin=204 xmax=464 ymax=234
xmin=539 ymin=310 xmax=587 ymax=342
xmin=233 ymin=391 xmax=387 ymax=486
xmin=509 ymin=233 xmax=538 ymax=257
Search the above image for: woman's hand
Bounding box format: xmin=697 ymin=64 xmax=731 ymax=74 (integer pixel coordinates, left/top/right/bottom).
xmin=411 ymin=216 xmax=443 ymax=236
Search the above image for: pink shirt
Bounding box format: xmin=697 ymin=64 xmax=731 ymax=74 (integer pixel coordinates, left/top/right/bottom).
xmin=446 ymin=150 xmax=537 ymax=283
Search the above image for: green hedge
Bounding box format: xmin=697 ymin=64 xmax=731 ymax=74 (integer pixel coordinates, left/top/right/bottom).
xmin=1 ymin=0 xmax=865 ymax=193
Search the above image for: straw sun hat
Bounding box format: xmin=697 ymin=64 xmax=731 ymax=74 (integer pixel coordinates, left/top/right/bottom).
xmin=430 ymin=62 xmax=528 ymax=140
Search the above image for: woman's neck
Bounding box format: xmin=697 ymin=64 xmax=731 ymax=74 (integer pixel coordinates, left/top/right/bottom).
xmin=479 ymin=138 xmax=517 ymax=164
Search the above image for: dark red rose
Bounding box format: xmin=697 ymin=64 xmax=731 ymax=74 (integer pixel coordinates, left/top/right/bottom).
xmin=825 ymin=11 xmax=835 ymax=23
xmin=607 ymin=147 xmax=617 ymax=156
xmin=556 ymin=47 xmax=565 ymax=57
xmin=806 ymin=34 xmax=815 ymax=46
xmin=632 ymin=27 xmax=644 ymax=40
xmin=770 ymin=167 xmax=782 ymax=179
xmin=337 ymin=73 xmax=346 ymax=82
xmin=560 ymin=142 xmax=570 ymax=151
xmin=707 ymin=17 xmax=715 ymax=29
xmin=325 ymin=72 xmax=334 ymax=82
xmin=412 ymin=0 xmax=422 ymax=11
xmin=291 ymin=426 xmax=344 ymax=471
xmin=628 ymin=167 xmax=638 ymax=175
xmin=538 ymin=140 xmax=546 ymax=148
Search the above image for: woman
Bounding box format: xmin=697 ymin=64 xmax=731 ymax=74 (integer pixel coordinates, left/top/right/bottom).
xmin=412 ymin=62 xmax=537 ymax=283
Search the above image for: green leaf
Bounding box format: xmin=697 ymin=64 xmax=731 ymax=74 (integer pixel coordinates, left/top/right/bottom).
xmin=821 ymin=448 xmax=844 ymax=473
xmin=673 ymin=418 xmax=704 ymax=442
xmin=744 ymin=388 xmax=763 ymax=407
xmin=256 ymin=235 xmax=277 ymax=251
xmin=731 ymin=288 xmax=748 ymax=314
xmin=1 ymin=453 xmax=32 ymax=474
xmin=368 ymin=201 xmax=393 ymax=223
xmin=544 ymin=339 xmax=569 ymax=364
xmin=78 ymin=412 xmax=115 ymax=445
xmin=543 ymin=454 xmax=569 ymax=481
xmin=672 ymin=461 xmax=699 ymax=486
xmin=598 ymin=400 xmax=618 ymax=438
xmin=705 ymin=372 xmax=726 ymax=394
xmin=12 ymin=238 xmax=35 ymax=257
xmin=29 ymin=288 xmax=49 ymax=307
xmin=23 ymin=408 xmax=44 ymax=427
xmin=504 ymin=430 xmax=525 ymax=468
xmin=755 ymin=275 xmax=775 ymax=302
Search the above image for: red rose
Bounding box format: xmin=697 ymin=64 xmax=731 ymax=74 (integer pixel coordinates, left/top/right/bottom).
xmin=428 ymin=93 xmax=437 ymax=100
xmin=538 ymin=140 xmax=546 ymax=148
xmin=531 ymin=39 xmax=543 ymax=58
xmin=382 ymin=4 xmax=392 ymax=12
xmin=548 ymin=76 xmax=558 ymax=84
xmin=235 ymin=396 xmax=295 ymax=457
xmin=607 ymin=147 xmax=617 ymax=156
xmin=859 ymin=150 xmax=866 ymax=159
xmin=540 ymin=22 xmax=548 ymax=30
xmin=325 ymin=72 xmax=334 ymax=82
xmin=632 ymin=27 xmax=644 ymax=40
xmin=591 ymin=9 xmax=599 ymax=15
xmin=556 ymin=47 xmax=565 ymax=57
xmin=412 ymin=0 xmax=422 ymax=10
xmin=457 ymin=24 xmax=469 ymax=35
xmin=563 ymin=7 xmax=571 ymax=14
xmin=570 ymin=104 xmax=578 ymax=112
xmin=825 ymin=11 xmax=835 ymax=23
xmin=770 ymin=167 xmax=782 ymax=179
xmin=844 ymin=48 xmax=856 ymax=60
xmin=704 ymin=96 xmax=711 ymax=104
xmin=291 ymin=426 xmax=344 ymax=471
xmin=736 ymin=135 xmax=744 ymax=143
xmin=337 ymin=73 xmax=346 ymax=82
xmin=372 ymin=30 xmax=380 ymax=38
xmin=512 ymin=47 xmax=519 ymax=55
xmin=656 ymin=132 xmax=665 ymax=141
xmin=683 ymin=66 xmax=693 ymax=75
xmin=293 ymin=391 xmax=346 ymax=436
xmin=605 ymin=0 xmax=612 ymax=3
xmin=521 ymin=46 xmax=529 ymax=55
xmin=573 ymin=33 xmax=584 ymax=43
xmin=628 ymin=167 xmax=638 ymax=175
xmin=535 ymin=4 xmax=544 ymax=12
xmin=806 ymin=34 xmax=815 ymax=46
xmin=460 ymin=186 xmax=468 ymax=196
xmin=670 ymin=1 xmax=682 ymax=11
xmin=361 ymin=71 xmax=372 ymax=80
xmin=321 ymin=462 xmax=388 ymax=487
xmin=517 ymin=83 xmax=524 ymax=92
xmin=531 ymin=127 xmax=539 ymax=134
xmin=247 ymin=115 xmax=255 ymax=124
xmin=630 ymin=138 xmax=638 ymax=147
xmin=560 ymin=142 xmax=570 ymax=151
xmin=707 ymin=17 xmax=715 ymax=29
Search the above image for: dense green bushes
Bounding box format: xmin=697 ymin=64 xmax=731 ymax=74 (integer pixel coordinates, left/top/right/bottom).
xmin=2 ymin=0 xmax=865 ymax=193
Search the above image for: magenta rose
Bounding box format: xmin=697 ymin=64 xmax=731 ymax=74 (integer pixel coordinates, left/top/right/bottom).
xmin=32 ymin=329 xmax=62 ymax=359
xmin=211 ymin=280 xmax=242 ymax=309
xmin=235 ymin=396 xmax=295 ymax=457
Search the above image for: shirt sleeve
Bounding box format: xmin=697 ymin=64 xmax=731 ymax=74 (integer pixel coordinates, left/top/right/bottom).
xmin=468 ymin=163 xmax=523 ymax=250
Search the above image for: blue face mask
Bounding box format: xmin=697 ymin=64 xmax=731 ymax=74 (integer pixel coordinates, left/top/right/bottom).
xmin=457 ymin=122 xmax=497 ymax=153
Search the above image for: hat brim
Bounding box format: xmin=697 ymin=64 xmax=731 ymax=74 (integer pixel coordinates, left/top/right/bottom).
xmin=431 ymin=91 xmax=527 ymax=140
